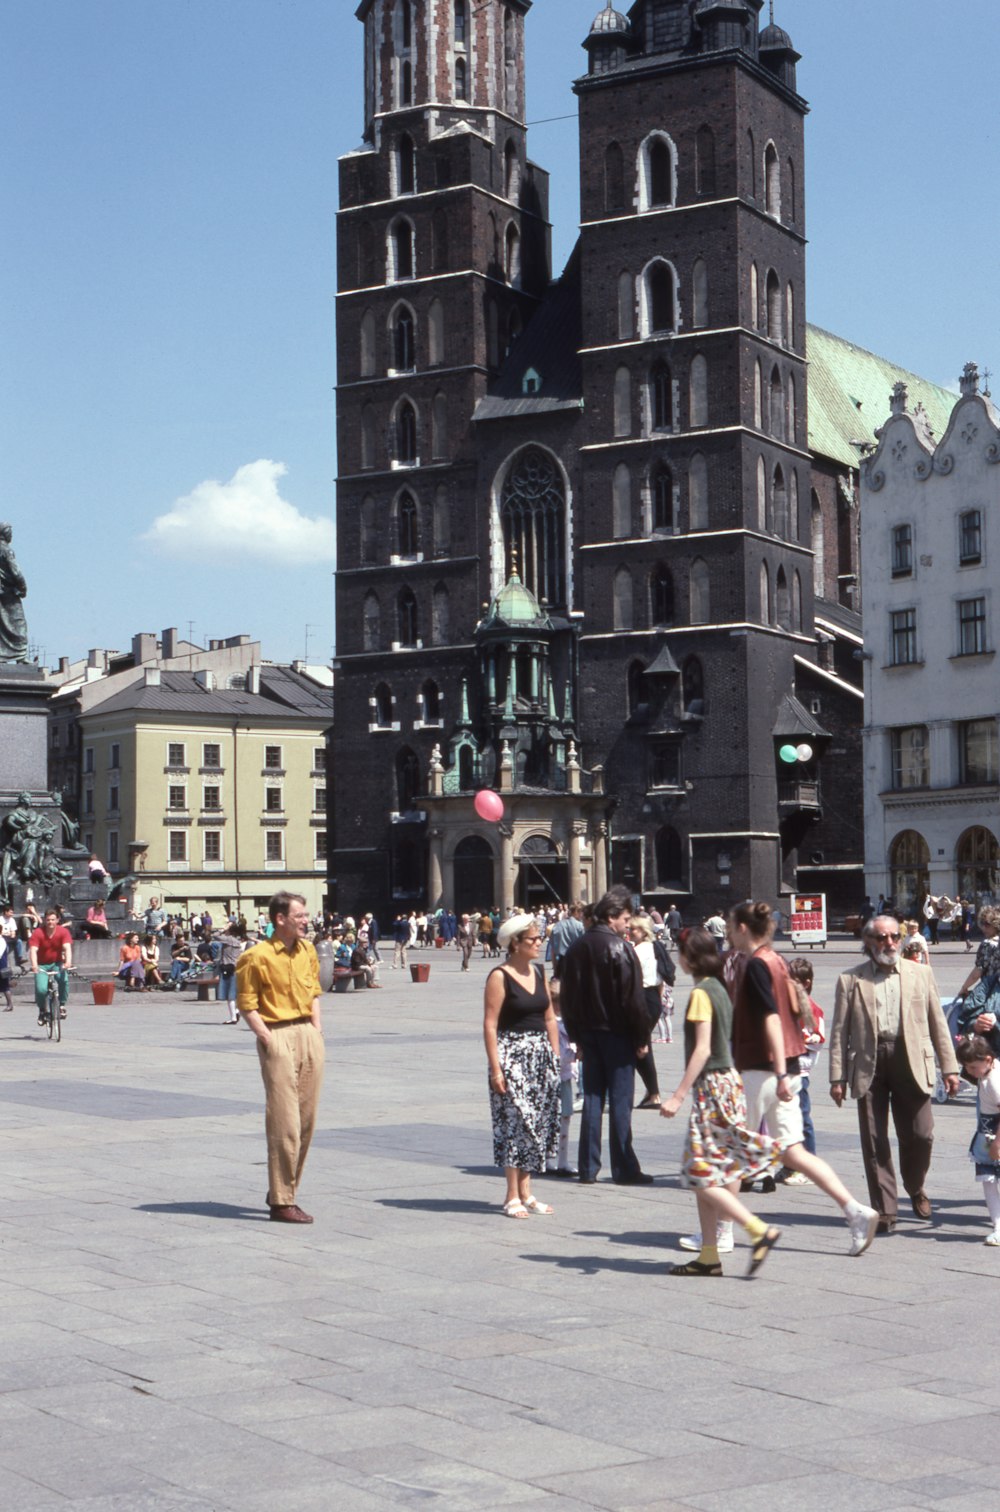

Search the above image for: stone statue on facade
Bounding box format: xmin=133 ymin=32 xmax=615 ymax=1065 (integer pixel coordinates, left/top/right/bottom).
xmin=0 ymin=522 xmax=29 ymax=663
xmin=0 ymin=792 xmax=72 ymax=902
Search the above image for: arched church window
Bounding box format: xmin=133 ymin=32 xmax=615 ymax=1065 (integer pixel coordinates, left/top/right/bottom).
xmin=618 ymin=271 xmax=634 ymax=339
xmin=650 ymin=361 xmax=673 ymax=431
xmin=613 ymin=567 xmax=633 ymax=631
xmin=432 ymin=583 xmax=450 ymax=645
xmin=773 ymin=465 xmax=788 ymax=537
xmin=811 ymin=491 xmax=825 ymax=597
xmin=641 ymin=134 xmax=676 ymax=210
xmin=360 ymin=495 xmax=378 ymax=564
xmin=760 ymin=561 xmax=771 ymax=624
xmin=395 ymin=491 xmax=418 ymax=557
xmin=455 ymin=56 xmax=468 ymax=100
xmin=505 ymin=141 xmax=519 ymax=201
xmin=397 ymin=587 xmax=418 ymax=647
xmin=766 ymin=269 xmax=782 ymax=341
xmin=692 ymin=259 xmax=708 ymax=329
xmin=373 ymin=682 xmax=392 ymax=726
xmin=650 ymin=563 xmax=674 ymax=626
xmin=504 ymin=223 xmax=521 ymax=287
xmin=770 ymin=366 xmax=784 ymax=441
xmin=775 ymin=566 xmax=791 ymax=631
xmin=652 ymin=465 xmax=673 ymax=532
xmin=612 ymin=463 xmax=631 ymax=538
xmin=363 ymin=591 xmax=381 ymax=651
xmin=689 ymin=354 xmax=708 ymax=428
xmin=690 ymin=558 xmax=710 ymax=625
xmin=688 ymin=452 xmax=708 ymax=531
xmin=360 ymin=309 xmax=376 ymax=378
xmin=428 ymin=298 xmax=445 ymax=364
xmin=764 ymin=141 xmax=780 ymax=218
xmin=613 ymin=366 xmax=632 ymax=437
xmin=422 ymin=679 xmax=442 ymax=723
xmin=642 ymin=259 xmax=677 ymax=335
xmin=454 ymin=1 xmax=468 ymax=46
xmin=392 ymin=305 xmax=415 ymax=372
xmin=394 ymin=401 xmax=417 ymax=465
xmin=388 ymin=218 xmax=415 ymax=281
xmin=396 ymin=746 xmax=421 ymax=812
xmin=499 ymin=447 xmax=567 ymax=609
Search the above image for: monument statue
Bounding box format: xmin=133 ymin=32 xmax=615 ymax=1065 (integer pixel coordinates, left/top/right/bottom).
xmin=0 ymin=522 xmax=29 ymax=663
xmin=0 ymin=791 xmax=72 ymax=902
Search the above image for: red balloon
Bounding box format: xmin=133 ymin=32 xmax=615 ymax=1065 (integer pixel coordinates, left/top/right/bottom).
xmin=474 ymin=789 xmax=504 ymax=823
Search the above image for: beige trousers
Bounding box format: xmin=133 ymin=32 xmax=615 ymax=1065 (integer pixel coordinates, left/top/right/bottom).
xmin=257 ymin=1021 xmax=325 ymax=1206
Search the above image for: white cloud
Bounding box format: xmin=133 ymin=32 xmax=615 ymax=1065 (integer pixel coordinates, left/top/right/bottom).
xmin=144 ymin=460 xmax=335 ymax=566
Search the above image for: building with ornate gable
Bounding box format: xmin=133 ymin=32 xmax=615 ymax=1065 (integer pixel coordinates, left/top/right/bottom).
xmin=861 ymin=364 xmax=1000 ymax=913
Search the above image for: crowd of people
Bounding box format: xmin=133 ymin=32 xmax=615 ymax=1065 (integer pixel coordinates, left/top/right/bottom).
xmin=479 ymin=888 xmax=999 ymax=1275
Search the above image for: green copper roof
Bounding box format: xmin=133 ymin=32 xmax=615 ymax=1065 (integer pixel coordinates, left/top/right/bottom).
xmin=806 ymin=324 xmax=956 ymax=471
xmin=486 ymin=571 xmax=548 ymax=628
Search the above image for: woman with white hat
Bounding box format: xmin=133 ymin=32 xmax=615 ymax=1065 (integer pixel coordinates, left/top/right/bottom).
xmin=484 ymin=914 xmax=561 ymax=1217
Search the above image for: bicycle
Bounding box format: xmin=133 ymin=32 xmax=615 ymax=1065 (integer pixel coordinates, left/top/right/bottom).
xmin=37 ymin=967 xmax=67 ymax=1042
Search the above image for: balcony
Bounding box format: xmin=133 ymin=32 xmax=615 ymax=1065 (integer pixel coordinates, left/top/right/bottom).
xmin=777 ymin=779 xmax=820 ymax=812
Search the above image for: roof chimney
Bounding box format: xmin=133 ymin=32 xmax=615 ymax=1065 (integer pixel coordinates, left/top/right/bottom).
xmin=162 ymin=627 xmax=177 ymax=659
xmin=194 ymin=669 xmax=215 ymax=691
xmin=144 ymin=667 xmax=161 ymax=687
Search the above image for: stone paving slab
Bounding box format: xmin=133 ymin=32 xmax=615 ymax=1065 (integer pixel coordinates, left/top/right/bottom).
xmin=1 ymin=943 xmax=998 ymax=1510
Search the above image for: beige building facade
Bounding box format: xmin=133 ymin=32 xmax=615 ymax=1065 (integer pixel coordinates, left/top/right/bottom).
xmin=76 ymin=665 xmax=331 ymax=918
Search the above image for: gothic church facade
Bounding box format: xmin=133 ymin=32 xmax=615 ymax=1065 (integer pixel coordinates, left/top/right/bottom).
xmin=331 ymin=0 xmax=860 ymax=918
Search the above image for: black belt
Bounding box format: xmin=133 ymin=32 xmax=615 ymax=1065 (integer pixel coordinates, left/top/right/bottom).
xmin=269 ymin=1016 xmax=313 ymax=1028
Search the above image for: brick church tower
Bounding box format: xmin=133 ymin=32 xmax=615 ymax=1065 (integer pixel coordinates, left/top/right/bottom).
xmin=572 ymin=1 xmax=817 ymax=904
xmin=331 ymin=2 xmax=834 ymax=918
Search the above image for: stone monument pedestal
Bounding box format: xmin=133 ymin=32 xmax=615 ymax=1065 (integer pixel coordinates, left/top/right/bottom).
xmin=1 ymin=663 xmax=89 ymax=916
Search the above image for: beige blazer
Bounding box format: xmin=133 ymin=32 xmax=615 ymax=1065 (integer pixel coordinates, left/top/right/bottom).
xmin=829 ymin=957 xmax=958 ymax=1099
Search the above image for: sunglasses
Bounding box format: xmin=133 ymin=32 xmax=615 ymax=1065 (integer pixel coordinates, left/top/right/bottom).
xmin=873 ymin=931 xmax=901 ymax=943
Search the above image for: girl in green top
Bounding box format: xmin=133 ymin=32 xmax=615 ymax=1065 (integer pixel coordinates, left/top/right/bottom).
xmin=660 ymin=927 xmax=781 ymax=1277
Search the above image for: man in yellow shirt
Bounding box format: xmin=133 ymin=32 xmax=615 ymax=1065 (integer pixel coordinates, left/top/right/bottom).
xmin=237 ymin=891 xmax=325 ymax=1223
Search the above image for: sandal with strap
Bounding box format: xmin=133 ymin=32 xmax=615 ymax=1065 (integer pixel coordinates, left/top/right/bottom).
xmin=523 ymin=1196 xmax=553 ymax=1214
xmin=502 ymin=1199 xmax=529 ymax=1219
xmin=669 ymin=1259 xmax=723 ymax=1277
xmin=747 ymin=1226 xmax=782 ymax=1277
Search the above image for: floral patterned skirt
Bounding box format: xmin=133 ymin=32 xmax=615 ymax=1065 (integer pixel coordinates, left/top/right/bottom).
xmin=682 ymin=1067 xmax=780 ymax=1190
xmin=489 ymin=1030 xmax=560 ymax=1174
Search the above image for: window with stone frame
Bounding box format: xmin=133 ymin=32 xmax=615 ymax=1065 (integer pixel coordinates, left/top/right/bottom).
xmin=959 ymin=509 xmax=983 ymax=566
xmin=891 ymin=523 xmax=912 ymax=577
xmin=890 ymin=725 xmax=929 ymax=790
xmin=958 ymin=719 xmax=998 ymax=786
xmin=890 ymin=608 xmax=917 ymax=665
xmin=957 ymin=596 xmax=987 ymax=656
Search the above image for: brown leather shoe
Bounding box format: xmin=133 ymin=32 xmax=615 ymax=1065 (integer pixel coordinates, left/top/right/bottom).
xmin=877 ymin=1217 xmax=897 ymax=1235
xmin=269 ymin=1204 xmax=314 ymax=1224
xmin=910 ymin=1191 xmax=932 ymax=1221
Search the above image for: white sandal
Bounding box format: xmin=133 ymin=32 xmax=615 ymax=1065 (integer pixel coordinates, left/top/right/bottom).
xmin=503 ymin=1199 xmax=529 ymax=1219
xmin=523 ymin=1196 xmax=553 ymax=1215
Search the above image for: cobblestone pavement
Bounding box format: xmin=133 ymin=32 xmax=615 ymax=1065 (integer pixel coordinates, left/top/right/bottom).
xmin=0 ymin=941 xmax=996 ymax=1510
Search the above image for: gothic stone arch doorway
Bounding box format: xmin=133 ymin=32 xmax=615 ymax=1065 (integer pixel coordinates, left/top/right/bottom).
xmin=516 ymin=834 xmax=568 ymax=911
xmin=453 ymin=835 xmax=495 ymax=915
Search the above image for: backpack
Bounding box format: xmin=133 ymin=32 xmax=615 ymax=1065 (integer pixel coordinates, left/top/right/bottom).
xmin=653 ymin=937 xmax=676 ymax=986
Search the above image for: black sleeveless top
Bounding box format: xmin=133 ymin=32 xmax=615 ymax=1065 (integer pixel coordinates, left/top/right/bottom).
xmin=492 ymin=963 xmax=548 ymax=1034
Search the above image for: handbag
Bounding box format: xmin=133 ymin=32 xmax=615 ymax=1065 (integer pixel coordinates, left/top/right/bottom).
xmin=970 ymin=1088 xmax=999 ymax=1164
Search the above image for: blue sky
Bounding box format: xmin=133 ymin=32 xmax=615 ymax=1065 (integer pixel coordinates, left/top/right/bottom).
xmin=2 ymin=1 xmax=997 ymax=667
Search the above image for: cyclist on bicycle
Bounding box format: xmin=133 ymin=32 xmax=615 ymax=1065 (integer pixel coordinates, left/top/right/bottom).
xmin=28 ymin=908 xmax=72 ymax=1026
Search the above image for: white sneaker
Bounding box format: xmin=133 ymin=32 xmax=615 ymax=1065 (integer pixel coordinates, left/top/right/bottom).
xmin=779 ymin=1170 xmax=813 ymax=1186
xmin=678 ymin=1223 xmax=734 ymax=1254
xmin=846 ymin=1203 xmax=879 ymax=1257
xmin=985 ymin=1229 xmax=1000 ymax=1247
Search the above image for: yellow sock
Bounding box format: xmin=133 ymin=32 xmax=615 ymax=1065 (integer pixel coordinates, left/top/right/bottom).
xmin=744 ymin=1215 xmax=767 ymax=1243
xmin=699 ymin=1244 xmax=720 ymax=1265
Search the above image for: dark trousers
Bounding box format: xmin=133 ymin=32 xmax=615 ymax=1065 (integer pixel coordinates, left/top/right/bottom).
xmin=856 ymin=1038 xmax=935 ymax=1220
xmin=577 ymin=1029 xmax=642 ymax=1182
xmin=635 ymin=987 xmax=661 ymax=1100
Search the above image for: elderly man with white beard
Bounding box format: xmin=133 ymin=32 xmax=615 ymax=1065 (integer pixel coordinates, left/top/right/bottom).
xmin=830 ymin=915 xmax=960 ymax=1234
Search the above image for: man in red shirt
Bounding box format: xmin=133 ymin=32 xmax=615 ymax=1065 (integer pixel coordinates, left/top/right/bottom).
xmin=28 ymin=908 xmax=73 ymax=1025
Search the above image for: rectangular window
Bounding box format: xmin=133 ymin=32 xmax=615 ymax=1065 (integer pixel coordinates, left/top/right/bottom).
xmin=890 ymin=523 xmax=912 ymax=578
xmin=202 ymin=742 xmax=221 ymax=769
xmin=84 ymin=832 xmax=93 ymax=854
xmin=168 ymin=785 xmax=187 ymax=810
xmin=84 ymin=788 xmax=94 ymax=816
xmin=958 ymin=596 xmax=987 ymax=655
xmin=264 ymin=745 xmax=282 ymax=770
xmin=109 ymin=742 xmax=120 ymax=769
xmin=108 ymin=831 xmax=119 ymax=866
xmin=313 ymin=746 xmax=327 ymax=772
xmin=51 ymin=726 xmax=60 ymax=749
xmin=168 ymin=742 xmax=186 ymax=768
xmin=169 ymin=830 xmax=187 ymax=862
xmin=890 ymin=608 xmax=917 ymax=665
xmin=315 ymin=830 xmax=328 ymax=863
xmin=649 ymin=744 xmax=681 ymax=790
xmin=203 ymin=785 xmax=221 ymax=811
xmin=959 ymin=719 xmax=998 ymax=785
xmin=265 ymin=831 xmax=283 ymax=862
xmin=107 ymin=785 xmax=119 ymax=812
xmin=313 ymin=786 xmax=327 ymax=811
xmin=204 ymin=830 xmax=222 ymax=862
xmin=84 ymin=747 xmax=94 ymax=774
xmin=890 ymin=726 xmax=929 ymax=790
xmin=960 ymin=510 xmax=982 ymax=565
xmin=265 ymin=787 xmax=283 ymax=812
